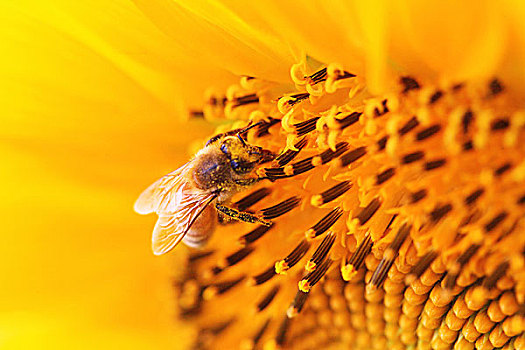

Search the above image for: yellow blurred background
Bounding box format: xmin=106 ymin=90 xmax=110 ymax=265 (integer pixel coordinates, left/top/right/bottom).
xmin=0 ymin=0 xmax=237 ymax=348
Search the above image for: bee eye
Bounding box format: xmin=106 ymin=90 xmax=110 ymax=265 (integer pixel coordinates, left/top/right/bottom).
xmin=230 ymin=159 xmax=253 ymax=173
xmin=220 ymin=143 xmax=230 ymax=156
xmin=230 ymin=159 xmax=242 ymax=171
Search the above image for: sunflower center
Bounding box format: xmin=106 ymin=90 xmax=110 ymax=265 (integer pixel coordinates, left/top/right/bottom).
xmin=178 ymin=64 xmax=525 ymax=349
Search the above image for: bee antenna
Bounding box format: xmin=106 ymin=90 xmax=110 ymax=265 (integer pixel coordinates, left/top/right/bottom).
xmin=237 ymin=121 xmax=263 ymax=135
xmin=236 ymin=121 xmax=264 ymax=146
xmin=237 ymin=133 xmax=247 ymax=146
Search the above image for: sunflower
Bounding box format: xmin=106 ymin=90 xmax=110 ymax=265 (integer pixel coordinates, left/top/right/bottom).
xmin=4 ymin=0 xmax=524 ymax=349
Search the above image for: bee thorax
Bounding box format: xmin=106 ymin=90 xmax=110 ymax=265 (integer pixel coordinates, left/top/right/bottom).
xmin=192 ymin=150 xmax=231 ymax=190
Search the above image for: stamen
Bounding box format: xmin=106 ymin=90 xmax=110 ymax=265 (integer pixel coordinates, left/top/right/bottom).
xmin=256 ymin=285 xmax=280 ymax=312
xmin=377 ymin=136 xmax=388 ymax=151
xmin=402 ymin=151 xmax=425 ymax=164
xmin=274 ymin=137 xmax=308 ymax=166
xmin=208 ymin=96 xmax=227 ymax=107
xmin=263 ymin=166 xmax=287 ymax=180
xmin=287 ymin=290 xmax=309 ymax=318
xmin=339 ymin=147 xmax=367 ymax=167
xmin=333 ymin=70 xmax=356 ymax=80
xmin=197 ymin=318 xmax=234 ymax=340
xmin=482 ymin=261 xmax=510 ymax=290
xmin=311 ymin=181 xmax=352 ymax=207
xmin=210 ymin=266 xmax=223 ymax=276
xmin=517 ymin=194 xmax=525 ymax=205
xmin=189 ymin=250 xmax=214 ymax=263
xmin=307 ymin=67 xmax=328 ymax=85
xmin=411 ymin=189 xmax=428 ymax=203
xmin=424 ymin=158 xmax=447 ymax=171
xmin=416 ymin=124 xmax=442 ymax=141
xmin=288 ymin=157 xmax=315 ymax=176
xmin=256 ymin=117 xmax=281 ymax=137
xmin=336 ymin=112 xmax=361 ymax=130
xmin=368 ymin=223 xmax=411 ymax=289
xmin=356 ymin=198 xmax=382 ymax=225
xmin=462 ymin=110 xmax=474 ymax=134
xmin=275 ymin=316 xmax=292 ymax=346
xmin=376 ymin=168 xmax=396 ymax=185
xmin=484 ymin=211 xmax=508 ymax=232
xmin=266 ymin=143 xmax=349 ymax=179
xmin=231 ymin=93 xmax=259 ymax=108
xmin=219 ymin=246 xmax=254 ymax=268
xmin=465 ymin=188 xmax=484 ymax=206
xmin=429 ymin=90 xmax=444 ymax=104
xmin=238 ymin=224 xmax=274 ymax=246
xmin=318 ymin=142 xmax=350 ymax=163
xmin=294 ymin=117 xmax=320 ymax=136
xmin=189 ymin=110 xmax=205 ymax=118
xmin=305 ymin=208 xmax=343 ymax=239
xmin=429 ymin=203 xmax=453 ymax=222
xmin=275 ymin=239 xmax=311 ymax=275
xmin=494 ymin=162 xmax=511 ymax=177
xmin=452 ymin=82 xmax=465 ymax=91
xmin=298 ymin=258 xmax=333 ymax=292
xmin=488 ymin=78 xmax=504 ymax=96
xmin=405 ymin=250 xmax=438 ymax=284
xmin=261 ymin=197 xmax=301 ymax=220
xmin=400 ymin=77 xmax=421 ymax=93
xmin=442 ymin=244 xmax=481 ymax=290
xmin=250 ymin=318 xmax=271 ymax=349
xmin=398 ymin=116 xmax=420 ymax=136
xmin=342 ymin=234 xmax=373 ymax=281
xmin=491 ymin=118 xmax=510 ymax=131
xmin=280 ymin=93 xmax=310 ymax=109
xmin=306 ymin=232 xmax=336 ymax=272
xmin=204 ymin=276 xmax=245 ymax=299
xmin=251 ymin=266 xmax=276 ymax=286
xmin=234 ymin=188 xmax=272 ymax=212
xmin=374 ymin=99 xmax=390 ymax=117
xmin=463 ymin=140 xmax=474 ymax=151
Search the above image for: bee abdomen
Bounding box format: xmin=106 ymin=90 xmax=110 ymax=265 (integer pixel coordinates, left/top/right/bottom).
xmin=183 ymin=205 xmax=217 ymax=248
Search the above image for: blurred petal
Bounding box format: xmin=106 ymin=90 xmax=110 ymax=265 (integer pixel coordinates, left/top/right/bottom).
xmin=0 ymin=0 xmax=220 ymax=347
xmin=499 ymin=0 xmax=525 ymax=99
xmin=133 ymin=0 xmax=298 ymax=82
xmin=389 ymin=0 xmax=506 ymax=83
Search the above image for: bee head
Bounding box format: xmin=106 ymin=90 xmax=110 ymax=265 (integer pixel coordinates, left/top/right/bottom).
xmin=220 ymin=136 xmax=274 ymax=174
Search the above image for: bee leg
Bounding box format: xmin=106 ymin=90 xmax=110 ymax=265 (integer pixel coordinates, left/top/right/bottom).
xmin=215 ymin=203 xmax=272 ymax=226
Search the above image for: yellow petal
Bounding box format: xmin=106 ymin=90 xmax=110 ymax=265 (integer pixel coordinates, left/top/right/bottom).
xmin=0 ymin=0 xmax=216 ymax=347
xmin=389 ymin=0 xmax=506 ymax=83
xmin=134 ymin=0 xmax=298 ymax=82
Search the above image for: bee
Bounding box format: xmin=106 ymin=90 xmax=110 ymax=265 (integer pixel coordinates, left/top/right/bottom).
xmin=134 ymin=123 xmax=275 ymax=255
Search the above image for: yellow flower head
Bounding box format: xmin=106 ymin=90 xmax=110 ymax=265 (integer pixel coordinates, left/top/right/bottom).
xmin=4 ymin=0 xmax=524 ymax=349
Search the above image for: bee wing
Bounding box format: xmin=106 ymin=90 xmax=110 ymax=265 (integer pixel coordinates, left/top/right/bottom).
xmin=152 ymin=193 xmax=217 ymax=255
xmin=134 ymin=163 xmax=192 ymax=215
